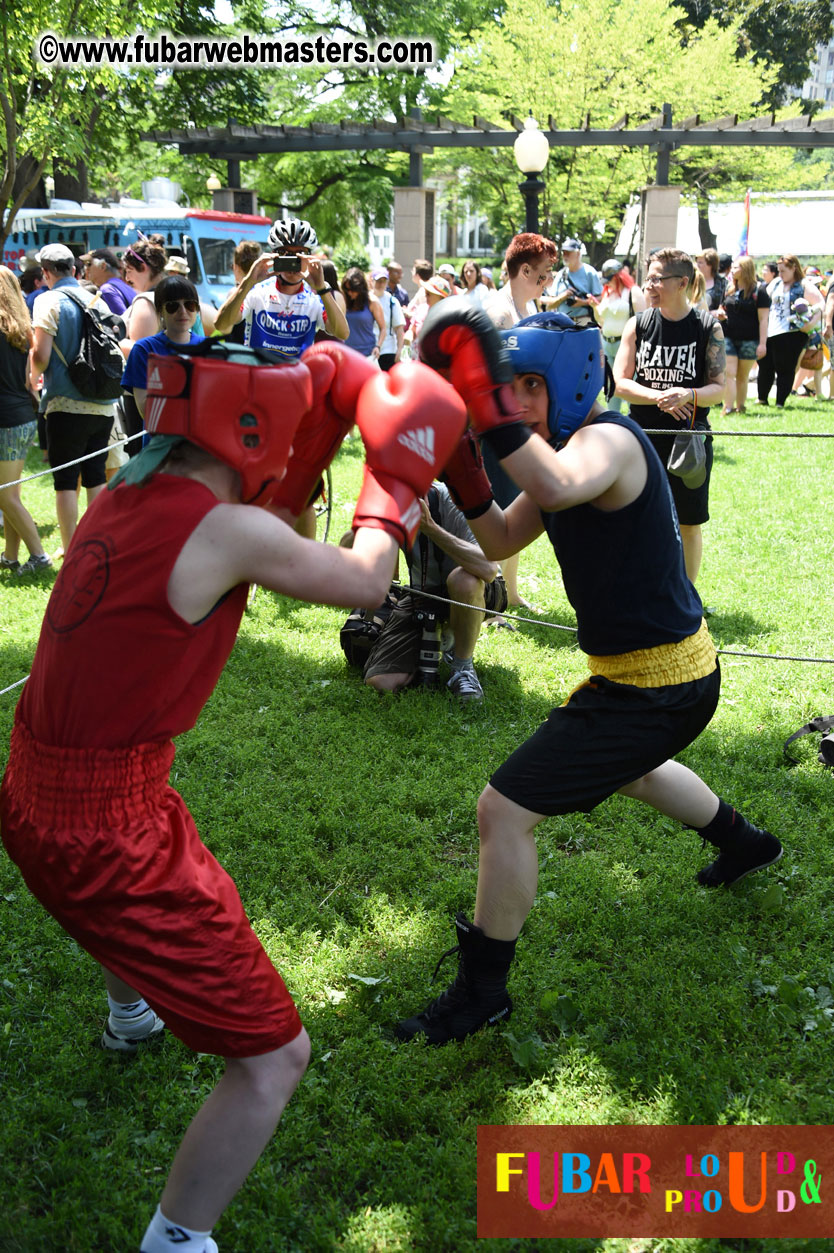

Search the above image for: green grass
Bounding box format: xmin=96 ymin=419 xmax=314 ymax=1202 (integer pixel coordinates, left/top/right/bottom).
xmin=2 ymin=397 xmax=834 ymax=1253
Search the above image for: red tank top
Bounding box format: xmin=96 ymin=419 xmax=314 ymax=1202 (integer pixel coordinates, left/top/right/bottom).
xmin=19 ymin=475 xmax=249 ymax=748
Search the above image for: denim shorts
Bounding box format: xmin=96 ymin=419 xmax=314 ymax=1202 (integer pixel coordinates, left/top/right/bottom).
xmin=0 ymin=420 xmax=37 ymax=462
xmin=723 ymin=336 xmax=758 ymax=360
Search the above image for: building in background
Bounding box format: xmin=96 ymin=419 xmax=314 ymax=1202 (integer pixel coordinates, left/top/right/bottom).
xmin=797 ymin=28 xmax=834 ymax=104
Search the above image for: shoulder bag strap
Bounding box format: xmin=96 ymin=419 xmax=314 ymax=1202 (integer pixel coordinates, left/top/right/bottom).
xmin=784 ymin=715 xmax=834 ymax=765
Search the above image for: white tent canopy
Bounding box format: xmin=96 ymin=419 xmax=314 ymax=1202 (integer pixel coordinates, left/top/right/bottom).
xmin=616 ymin=190 xmax=834 ymax=259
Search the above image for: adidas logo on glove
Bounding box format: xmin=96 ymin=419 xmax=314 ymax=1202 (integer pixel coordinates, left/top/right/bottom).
xmin=397 ymin=427 xmax=436 ymax=465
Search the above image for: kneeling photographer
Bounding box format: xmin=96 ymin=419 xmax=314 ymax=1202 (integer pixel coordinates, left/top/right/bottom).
xmin=361 ymin=482 xmax=506 ymax=702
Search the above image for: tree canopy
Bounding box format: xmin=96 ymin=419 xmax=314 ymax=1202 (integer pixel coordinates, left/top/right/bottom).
xmin=674 ymin=0 xmax=834 ymax=108
xmin=432 ymin=0 xmax=817 ymax=253
xmin=2 ymin=0 xmax=833 ymax=258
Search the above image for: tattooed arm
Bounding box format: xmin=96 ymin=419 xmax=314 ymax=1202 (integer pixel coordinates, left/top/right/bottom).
xmin=699 ymin=319 xmax=727 ymax=407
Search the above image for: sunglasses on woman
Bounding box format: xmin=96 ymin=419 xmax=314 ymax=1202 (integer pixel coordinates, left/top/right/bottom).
xmin=163 ymin=299 xmax=199 ymax=314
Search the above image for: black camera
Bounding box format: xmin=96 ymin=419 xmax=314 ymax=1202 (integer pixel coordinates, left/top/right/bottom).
xmin=272 ymin=254 xmax=303 ymax=274
xmin=413 ymin=605 xmax=440 ymax=688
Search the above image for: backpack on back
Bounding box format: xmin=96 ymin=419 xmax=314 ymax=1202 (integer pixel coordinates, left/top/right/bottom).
xmin=52 ymin=288 xmax=126 ymax=401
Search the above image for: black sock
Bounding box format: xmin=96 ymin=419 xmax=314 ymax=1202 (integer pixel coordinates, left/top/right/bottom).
xmin=696 ymin=798 xmax=739 ymax=843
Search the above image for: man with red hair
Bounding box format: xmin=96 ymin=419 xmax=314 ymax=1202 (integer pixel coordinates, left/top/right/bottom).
xmin=482 ymin=232 xmax=558 ymax=609
xmin=487 ymin=233 xmax=558 ymax=330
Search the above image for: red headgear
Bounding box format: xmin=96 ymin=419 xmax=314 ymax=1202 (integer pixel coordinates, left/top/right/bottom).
xmin=144 ymin=343 xmax=312 ymax=507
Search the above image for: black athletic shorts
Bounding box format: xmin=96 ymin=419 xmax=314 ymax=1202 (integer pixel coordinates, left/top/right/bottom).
xmin=490 ymin=665 xmax=720 ymax=816
xmin=47 ymin=409 xmax=113 ymax=491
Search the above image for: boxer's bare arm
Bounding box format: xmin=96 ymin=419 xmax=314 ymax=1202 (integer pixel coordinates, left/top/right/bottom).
xmin=167 ymin=505 xmax=398 ymax=625
xmin=498 ymin=422 xmax=646 ymax=515
xmin=464 ymin=493 xmax=544 ymax=562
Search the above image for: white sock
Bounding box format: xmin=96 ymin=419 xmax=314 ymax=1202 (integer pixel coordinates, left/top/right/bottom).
xmin=140 ymin=1205 xmax=215 ymax=1252
xmin=107 ymin=993 xmax=150 ymax=1020
xmin=449 ymin=656 xmax=474 ymax=672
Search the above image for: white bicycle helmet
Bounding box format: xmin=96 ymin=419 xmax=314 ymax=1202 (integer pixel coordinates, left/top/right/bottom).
xmin=268 ymin=217 xmax=318 ymax=253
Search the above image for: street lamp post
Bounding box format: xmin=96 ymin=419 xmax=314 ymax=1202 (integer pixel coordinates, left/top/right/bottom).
xmin=513 ymin=116 xmax=550 ymax=234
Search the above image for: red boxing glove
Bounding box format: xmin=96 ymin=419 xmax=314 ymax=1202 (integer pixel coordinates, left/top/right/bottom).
xmin=352 ymin=362 xmax=467 ymax=547
xmin=419 ymin=299 xmax=529 ymax=457
xmin=440 ymin=428 xmax=494 ymax=519
xmin=271 ymin=342 xmax=377 ymax=517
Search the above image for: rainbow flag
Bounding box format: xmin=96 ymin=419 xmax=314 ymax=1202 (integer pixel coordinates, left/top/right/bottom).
xmin=738 ymin=188 xmax=751 ymax=257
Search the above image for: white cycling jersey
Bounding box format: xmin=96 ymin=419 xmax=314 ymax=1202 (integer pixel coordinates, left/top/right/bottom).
xmin=241 ymin=278 xmax=327 ymax=361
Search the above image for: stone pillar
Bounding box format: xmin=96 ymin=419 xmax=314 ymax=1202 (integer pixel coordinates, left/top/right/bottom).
xmin=393 ymin=187 xmax=436 ymax=296
xmin=636 ymin=185 xmax=681 ymax=283
xmin=212 ymin=188 xmax=258 ymax=215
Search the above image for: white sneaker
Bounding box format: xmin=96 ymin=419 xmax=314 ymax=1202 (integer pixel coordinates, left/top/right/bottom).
xmin=447 ymin=666 xmax=483 ymax=702
xmin=141 ymin=1231 xmax=218 ymax=1252
xmin=101 ymin=1007 xmax=165 ymax=1053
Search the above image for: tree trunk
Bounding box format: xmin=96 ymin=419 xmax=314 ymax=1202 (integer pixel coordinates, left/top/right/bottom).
xmin=54 ymin=161 xmax=89 ymax=204
xmin=13 ymin=155 xmax=48 ymax=208
xmin=696 ymin=192 xmax=717 ymax=251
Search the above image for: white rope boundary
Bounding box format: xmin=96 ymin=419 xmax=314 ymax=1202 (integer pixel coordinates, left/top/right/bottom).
xmin=407 ymin=588 xmax=834 ymax=665
xmin=4 ymin=423 xmax=833 ymax=496
xmin=3 ymin=422 xmax=834 ymax=700
xmin=642 ymin=429 xmax=834 ymax=438
xmin=3 ymin=430 xmax=144 ymax=491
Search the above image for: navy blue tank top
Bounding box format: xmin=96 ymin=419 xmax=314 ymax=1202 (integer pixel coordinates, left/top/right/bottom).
xmin=541 ymin=412 xmax=703 ymax=655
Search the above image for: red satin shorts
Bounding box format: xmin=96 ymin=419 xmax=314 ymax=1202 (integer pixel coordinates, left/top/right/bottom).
xmin=1 ymin=720 xmax=302 ymax=1057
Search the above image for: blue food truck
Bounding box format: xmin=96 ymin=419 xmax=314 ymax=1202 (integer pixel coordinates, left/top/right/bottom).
xmin=2 ymin=198 xmax=273 ymax=307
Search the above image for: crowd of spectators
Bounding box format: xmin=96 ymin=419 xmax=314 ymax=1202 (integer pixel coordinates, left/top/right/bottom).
xmin=3 ymin=223 xmax=832 ymax=595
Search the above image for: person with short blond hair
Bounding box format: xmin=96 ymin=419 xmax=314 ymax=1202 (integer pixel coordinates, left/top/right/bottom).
xmin=233 ymin=240 xmax=263 ymax=282
xmin=30 ymin=243 xmax=117 ymax=553
xmin=614 ymin=248 xmax=725 ymax=583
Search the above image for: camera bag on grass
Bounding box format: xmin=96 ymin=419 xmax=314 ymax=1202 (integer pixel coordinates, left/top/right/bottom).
xmin=783 ymin=714 xmax=834 ymax=767
xmin=340 ymin=587 xmax=405 ymax=668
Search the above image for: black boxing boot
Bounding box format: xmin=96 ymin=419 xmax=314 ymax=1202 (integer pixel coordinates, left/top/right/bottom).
xmin=695 ymin=800 xmax=783 ymax=888
xmin=396 ymin=913 xmax=515 ymax=1045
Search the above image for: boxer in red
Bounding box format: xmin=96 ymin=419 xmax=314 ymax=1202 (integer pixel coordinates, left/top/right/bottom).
xmin=0 ymin=338 xmax=466 ymax=1253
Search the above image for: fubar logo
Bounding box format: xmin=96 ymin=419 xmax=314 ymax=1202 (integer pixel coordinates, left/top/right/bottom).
xmin=478 ymin=1125 xmax=831 ymax=1238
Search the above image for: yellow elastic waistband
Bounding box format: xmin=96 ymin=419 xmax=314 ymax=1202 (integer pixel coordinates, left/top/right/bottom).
xmin=585 ymin=618 xmax=716 ymax=688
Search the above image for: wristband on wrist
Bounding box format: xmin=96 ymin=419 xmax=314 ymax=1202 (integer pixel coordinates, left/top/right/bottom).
xmin=462 ymin=499 xmax=493 ymax=520
xmin=480 ymin=422 xmax=532 ymax=459
xmin=315 ymin=286 xmax=333 ymax=297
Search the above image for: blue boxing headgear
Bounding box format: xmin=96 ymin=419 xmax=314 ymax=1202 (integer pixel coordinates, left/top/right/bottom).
xmin=500 ymin=312 xmax=605 ymax=445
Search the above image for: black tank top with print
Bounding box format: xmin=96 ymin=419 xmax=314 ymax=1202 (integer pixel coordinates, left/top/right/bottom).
xmin=629 ymin=307 xmax=713 ymax=432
